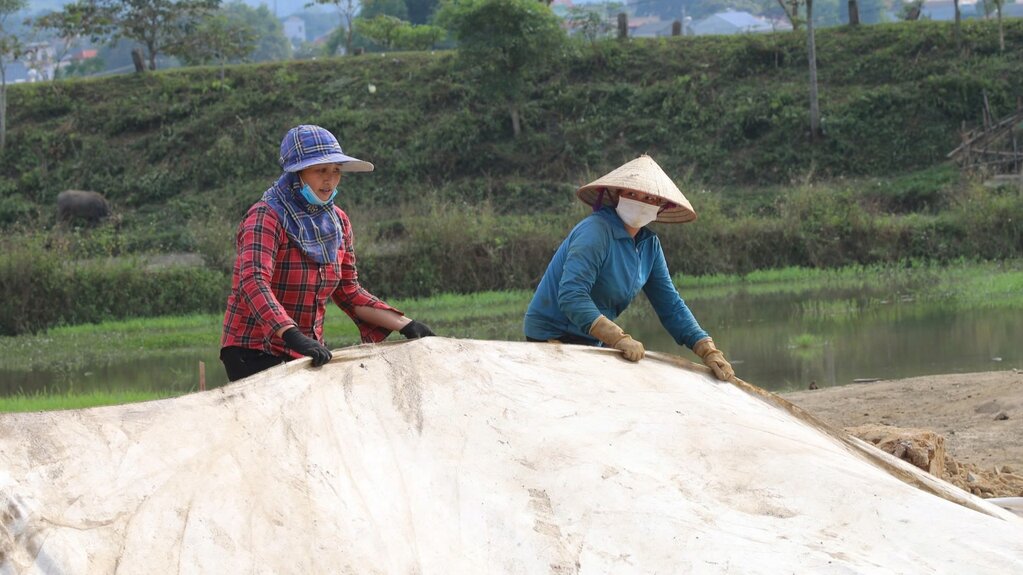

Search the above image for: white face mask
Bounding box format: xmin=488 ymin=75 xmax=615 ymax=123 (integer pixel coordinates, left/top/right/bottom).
xmin=615 ymin=197 xmax=660 ymax=228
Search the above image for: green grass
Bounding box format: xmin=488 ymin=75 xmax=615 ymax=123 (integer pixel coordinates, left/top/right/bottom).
xmin=4 ymin=259 xmax=1023 ymax=411
xmin=4 ymin=260 xmax=1021 ymax=373
xmin=0 ymin=390 xmax=172 ymax=413
xmin=788 ymin=333 xmax=826 ymax=349
xmin=675 ymin=260 xmax=1023 ymax=303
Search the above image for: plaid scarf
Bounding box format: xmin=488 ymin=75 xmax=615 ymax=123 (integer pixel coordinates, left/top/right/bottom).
xmin=262 ymin=172 xmax=342 ymax=264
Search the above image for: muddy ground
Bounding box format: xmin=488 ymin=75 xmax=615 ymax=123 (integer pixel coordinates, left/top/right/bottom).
xmin=781 ymin=370 xmax=1023 ymax=497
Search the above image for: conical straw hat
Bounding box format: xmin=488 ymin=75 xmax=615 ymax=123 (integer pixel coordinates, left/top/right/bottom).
xmin=576 ymin=155 xmax=696 ymax=223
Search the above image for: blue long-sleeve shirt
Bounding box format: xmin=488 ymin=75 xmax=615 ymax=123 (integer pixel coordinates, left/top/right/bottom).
xmin=523 ymin=207 xmax=709 ymax=348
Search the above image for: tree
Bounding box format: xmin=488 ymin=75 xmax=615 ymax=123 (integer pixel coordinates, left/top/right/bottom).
xmin=775 ymin=0 xmax=804 ymax=30
xmin=312 ymin=0 xmax=359 ymax=55
xmin=840 ymin=0 xmax=883 ymax=24
xmin=44 ymin=0 xmax=220 ymax=71
xmin=564 ymin=6 xmax=617 ymax=43
xmin=806 ymin=0 xmax=821 ymax=141
xmin=404 ymin=0 xmax=438 ymax=24
xmin=221 ymin=1 xmax=290 ymax=62
xmin=994 ymin=0 xmax=1005 ymax=52
xmin=437 ymin=0 xmax=565 ymax=138
xmin=354 ymin=14 xmax=404 ymax=47
xmin=174 ymin=12 xmax=256 ymax=78
xmin=953 ymin=0 xmax=962 ymax=50
xmin=0 ymin=0 xmax=27 ymax=152
xmin=392 ymin=22 xmax=443 ymax=49
xmin=354 ymin=14 xmax=442 ymax=49
xmin=361 ymin=0 xmax=408 ymax=20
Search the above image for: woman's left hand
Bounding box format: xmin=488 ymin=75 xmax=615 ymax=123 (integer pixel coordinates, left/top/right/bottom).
xmin=693 ymin=338 xmax=735 ymax=381
xmin=400 ymin=319 xmax=436 ymax=339
xmin=702 ymin=351 xmax=734 ymax=381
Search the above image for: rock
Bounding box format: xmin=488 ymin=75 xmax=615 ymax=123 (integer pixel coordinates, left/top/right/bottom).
xmin=846 ymin=424 xmax=945 ymax=476
xmin=995 ymin=412 xmax=1010 ymax=421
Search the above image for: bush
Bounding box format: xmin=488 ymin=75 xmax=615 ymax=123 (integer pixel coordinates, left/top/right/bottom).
xmin=0 ymin=238 xmax=228 ymax=336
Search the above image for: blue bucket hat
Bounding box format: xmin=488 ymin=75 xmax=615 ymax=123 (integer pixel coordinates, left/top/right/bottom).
xmin=278 ymin=125 xmax=374 ymax=173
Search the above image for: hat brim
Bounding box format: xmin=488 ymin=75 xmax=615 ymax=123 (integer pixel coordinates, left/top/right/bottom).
xmin=284 ymin=153 xmax=375 ymax=173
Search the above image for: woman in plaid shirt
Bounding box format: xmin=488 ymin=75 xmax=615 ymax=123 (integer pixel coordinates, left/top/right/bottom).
xmin=220 ymin=125 xmax=435 ymax=381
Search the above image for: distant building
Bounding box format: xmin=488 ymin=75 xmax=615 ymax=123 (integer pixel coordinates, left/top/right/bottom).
xmin=5 ymin=41 xmax=61 ymax=82
xmin=691 ymin=10 xmax=790 ymax=36
xmin=282 ymin=15 xmax=307 ymax=46
xmin=73 ymin=49 xmax=99 ymax=61
xmin=631 ymin=19 xmax=676 ymax=38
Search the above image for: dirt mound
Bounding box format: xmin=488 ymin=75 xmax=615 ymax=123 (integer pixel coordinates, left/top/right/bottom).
xmin=2 ymin=339 xmax=1022 ymax=574
xmin=848 ymin=423 xmax=1023 ymax=498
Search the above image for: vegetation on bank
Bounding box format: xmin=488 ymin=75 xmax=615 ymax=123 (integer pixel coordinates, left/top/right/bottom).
xmin=3 ymin=169 xmax=1020 ymax=335
xmin=0 ymin=390 xmax=172 ymax=413
xmin=3 ymin=258 xmax=1020 ymax=377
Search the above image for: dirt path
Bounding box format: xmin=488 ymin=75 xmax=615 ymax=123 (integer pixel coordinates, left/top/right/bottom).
xmin=781 ymin=370 xmax=1023 ymax=497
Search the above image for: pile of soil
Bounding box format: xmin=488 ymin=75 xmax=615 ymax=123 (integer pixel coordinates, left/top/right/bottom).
xmin=782 ymin=370 xmax=1023 ymax=498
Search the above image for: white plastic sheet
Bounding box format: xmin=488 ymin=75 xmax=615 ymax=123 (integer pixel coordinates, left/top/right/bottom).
xmin=2 ymin=338 xmax=1021 ymax=574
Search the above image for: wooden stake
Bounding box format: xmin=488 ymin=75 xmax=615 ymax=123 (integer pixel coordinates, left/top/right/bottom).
xmin=199 ymin=361 xmax=206 ymax=392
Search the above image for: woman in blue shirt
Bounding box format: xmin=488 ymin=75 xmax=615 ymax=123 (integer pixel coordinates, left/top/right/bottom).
xmin=523 ymin=155 xmax=734 ymax=381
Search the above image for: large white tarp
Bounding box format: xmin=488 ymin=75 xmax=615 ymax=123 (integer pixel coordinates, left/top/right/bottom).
xmin=2 ymin=338 xmax=1022 ymax=574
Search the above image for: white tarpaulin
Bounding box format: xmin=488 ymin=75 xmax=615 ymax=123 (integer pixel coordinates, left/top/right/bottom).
xmin=2 ymin=338 xmax=1022 ymax=574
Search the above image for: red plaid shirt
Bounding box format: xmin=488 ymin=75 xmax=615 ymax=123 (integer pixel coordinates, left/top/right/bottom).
xmin=221 ymin=202 xmax=400 ymax=358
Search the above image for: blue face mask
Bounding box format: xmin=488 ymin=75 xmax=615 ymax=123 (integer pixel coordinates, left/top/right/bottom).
xmin=300 ymin=183 xmax=337 ymax=206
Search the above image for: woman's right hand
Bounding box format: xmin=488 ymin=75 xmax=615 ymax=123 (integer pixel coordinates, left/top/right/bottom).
xmin=281 ymin=328 xmax=333 ymax=367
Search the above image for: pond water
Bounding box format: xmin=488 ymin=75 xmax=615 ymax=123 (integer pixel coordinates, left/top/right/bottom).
xmin=622 ymin=288 xmax=1023 ymax=392
xmin=2 ymin=287 xmax=1021 ymax=396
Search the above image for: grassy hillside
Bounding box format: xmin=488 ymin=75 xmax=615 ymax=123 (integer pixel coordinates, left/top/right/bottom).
xmin=3 ymin=20 xmax=1022 ymax=224
xmin=1 ymin=20 xmax=1022 ymax=335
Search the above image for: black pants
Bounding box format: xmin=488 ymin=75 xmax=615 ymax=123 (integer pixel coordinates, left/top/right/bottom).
xmin=220 ymin=346 xmax=290 ymax=382
xmin=526 ymin=334 xmax=594 ymax=346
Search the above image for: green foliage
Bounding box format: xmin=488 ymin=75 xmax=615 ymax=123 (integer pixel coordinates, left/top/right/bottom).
xmin=0 ymin=236 xmax=228 ymax=336
xmin=437 ymin=0 xmax=566 ymax=132
xmin=1 ymin=21 xmax=1023 ymax=311
xmin=362 ymin=0 xmax=410 ymax=20
xmin=174 ymin=13 xmax=258 ymax=68
xmin=49 ymin=0 xmax=221 ymax=70
xmin=351 ymin=13 xmax=443 ymax=50
xmin=223 ymin=1 xmax=291 ymax=62
xmin=0 ymin=390 xmax=173 ymax=413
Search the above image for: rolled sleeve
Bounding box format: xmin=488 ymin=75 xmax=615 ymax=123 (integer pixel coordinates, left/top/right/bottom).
xmin=330 ymin=208 xmax=401 ymax=343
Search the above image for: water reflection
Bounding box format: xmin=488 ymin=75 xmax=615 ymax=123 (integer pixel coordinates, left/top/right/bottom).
xmin=621 ymin=289 xmax=1023 ymax=392
xmin=0 ymin=352 xmax=228 ymax=397
xmin=2 ymin=286 xmax=1021 ymax=396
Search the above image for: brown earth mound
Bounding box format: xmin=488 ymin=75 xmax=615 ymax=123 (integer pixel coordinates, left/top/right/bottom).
xmin=847 ymin=424 xmax=1023 ymax=497
xmin=782 ymin=370 xmax=1023 ymax=498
